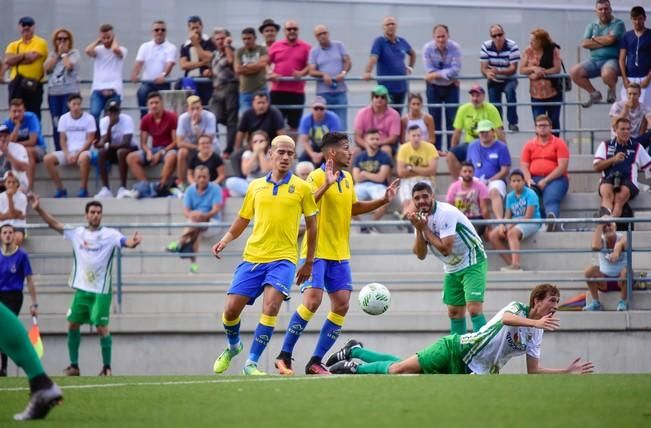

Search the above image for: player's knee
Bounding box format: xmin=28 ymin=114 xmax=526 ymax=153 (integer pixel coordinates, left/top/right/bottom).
xmin=303 ymin=298 xmax=321 ymax=313
xmin=68 ymin=323 xmax=81 ymax=331
xmin=332 ymin=300 xmax=350 ymax=316
xmin=262 ymin=300 xmax=282 ymax=316
xmin=448 ymin=306 xmax=465 ymax=319
xmin=467 ymin=302 xmax=483 ymax=316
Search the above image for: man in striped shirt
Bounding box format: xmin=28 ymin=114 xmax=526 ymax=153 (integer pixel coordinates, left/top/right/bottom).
xmin=480 ymin=24 xmax=520 ymax=132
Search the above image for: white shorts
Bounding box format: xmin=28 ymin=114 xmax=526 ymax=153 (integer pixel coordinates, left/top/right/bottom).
xmin=399 ymin=177 xmax=434 ymax=203
xmin=487 ymin=180 xmax=506 ymax=197
xmin=355 ymin=181 xmax=387 ymax=201
xmin=514 ymin=223 xmax=541 ymax=239
xmin=52 ymin=150 xmax=86 ymax=166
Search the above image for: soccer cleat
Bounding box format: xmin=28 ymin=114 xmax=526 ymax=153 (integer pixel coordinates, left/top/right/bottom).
xmin=166 ymin=241 xmax=181 ymax=252
xmin=616 ymin=300 xmax=629 ymax=311
xmin=213 ymin=342 xmax=243 ymax=374
xmin=274 ymin=356 xmax=294 ymax=376
xmin=13 ymin=382 xmax=63 ymax=421
xmin=99 ymin=366 xmax=112 ymax=376
xmin=94 ymin=186 xmax=114 ymax=199
xmin=582 ymin=300 xmax=603 ymax=311
xmin=242 ymin=364 xmax=267 ymax=376
xmin=54 ymin=188 xmax=68 ymax=198
xmin=77 ymin=188 xmax=89 ymax=198
xmin=325 ymin=339 xmax=363 ymax=367
xmin=62 ymin=365 xmax=80 ymax=376
xmin=328 ymin=360 xmax=359 ymax=375
xmin=305 ymin=361 xmax=331 ymax=375
xmin=190 ymin=263 xmax=199 ymax=274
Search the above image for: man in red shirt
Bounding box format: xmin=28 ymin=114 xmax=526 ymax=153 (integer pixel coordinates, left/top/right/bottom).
xmin=268 ymin=20 xmax=311 ymax=132
xmin=519 ymin=114 xmax=570 ymax=231
xmin=125 ymin=91 xmax=178 ymax=197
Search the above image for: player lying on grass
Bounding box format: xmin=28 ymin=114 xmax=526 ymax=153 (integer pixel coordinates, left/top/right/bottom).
xmin=327 ymin=283 xmax=595 ymax=375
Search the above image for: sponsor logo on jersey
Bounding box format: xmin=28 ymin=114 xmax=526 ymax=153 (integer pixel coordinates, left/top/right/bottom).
xmin=506 ymin=331 xmax=527 ymax=351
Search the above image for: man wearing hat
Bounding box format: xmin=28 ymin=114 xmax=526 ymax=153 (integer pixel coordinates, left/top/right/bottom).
xmin=180 ymin=15 xmax=216 ymax=106
xmin=297 ymin=96 xmax=342 ymax=167
xmin=447 ymin=84 xmax=505 ymax=180
xmin=259 ymin=19 xmax=280 ymax=48
xmin=353 ymin=85 xmax=401 ymax=157
xmin=0 ymin=124 xmax=30 ymax=192
xmin=4 ymin=17 xmax=48 ymax=121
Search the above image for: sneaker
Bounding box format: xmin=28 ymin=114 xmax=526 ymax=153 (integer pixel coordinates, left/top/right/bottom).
xmin=190 ymin=263 xmax=199 ymax=274
xmin=121 ymin=188 xmax=139 ymax=199
xmin=99 ymin=366 xmax=112 ymax=376
xmin=328 ymin=360 xmax=359 ymax=375
xmin=115 ymin=187 xmax=130 ymax=199
xmin=360 ymin=226 xmax=370 ymax=234
xmin=582 ymin=300 xmax=603 ymax=311
xmin=305 ymin=361 xmax=331 ymax=375
xmin=325 ymin=339 xmax=363 ymax=367
xmin=274 ymin=356 xmax=294 ymax=376
xmin=546 ymin=212 xmax=557 ymax=232
xmin=500 ymin=265 xmax=523 ymax=272
xmin=166 ymin=241 xmax=181 ymax=252
xmin=616 ymin=299 xmax=629 ymax=311
xmin=169 ymin=187 xmax=184 ymax=199
xmin=213 ymin=342 xmax=243 ymax=374
xmin=368 ymin=226 xmax=380 ymax=235
xmin=508 ymin=124 xmax=519 ymax=132
xmin=54 ymin=188 xmax=67 ymax=198
xmin=599 ymin=206 xmax=612 ymax=217
xmin=94 ymin=186 xmax=113 ymax=199
xmin=13 ymin=382 xmax=63 ymax=421
xmin=62 ymin=365 xmax=80 ymax=376
xmin=77 ymin=188 xmax=88 ymax=198
xmin=242 ymin=363 xmax=267 ymax=376
xmin=582 ymin=91 xmax=602 ymax=108
xmin=606 ymin=88 xmax=617 ymax=104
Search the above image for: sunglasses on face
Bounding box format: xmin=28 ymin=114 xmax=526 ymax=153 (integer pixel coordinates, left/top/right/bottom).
xmin=154 ymin=28 xmax=166 ymax=33
xmin=56 ymin=36 xmax=69 ymax=41
xmin=491 ymin=33 xmax=504 ymax=38
xmin=373 ymin=94 xmax=387 ymax=99
xmin=286 ymin=27 xmax=298 ymax=31
xmin=313 ymin=106 xmax=325 ymax=111
xmin=316 ymin=32 xmax=327 ymax=37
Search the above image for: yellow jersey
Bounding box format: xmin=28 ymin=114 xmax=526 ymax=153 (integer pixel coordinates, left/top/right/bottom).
xmin=239 ymin=172 xmax=317 ymax=264
xmin=5 ymin=36 xmax=49 ymax=81
xmin=300 ymin=166 xmax=357 ymax=261
xmin=396 ymin=141 xmax=439 ymax=168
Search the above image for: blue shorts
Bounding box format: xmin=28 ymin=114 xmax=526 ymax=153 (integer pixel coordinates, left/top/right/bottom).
xmin=299 ymin=259 xmax=353 ymax=293
xmin=228 ymin=260 xmax=296 ymax=305
xmin=580 ymin=58 xmax=620 ymax=78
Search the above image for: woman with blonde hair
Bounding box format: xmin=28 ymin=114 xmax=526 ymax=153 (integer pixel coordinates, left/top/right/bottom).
xmin=44 ymin=28 xmax=81 ymax=151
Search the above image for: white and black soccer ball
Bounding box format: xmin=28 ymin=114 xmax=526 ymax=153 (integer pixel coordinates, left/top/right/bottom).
xmin=358 ymin=283 xmax=391 ymax=316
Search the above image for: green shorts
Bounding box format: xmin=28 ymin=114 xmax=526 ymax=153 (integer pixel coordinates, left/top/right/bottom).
xmin=442 ymin=259 xmax=487 ymax=307
xmin=67 ymin=289 xmax=112 ymax=327
xmin=416 ymin=334 xmax=468 ymax=374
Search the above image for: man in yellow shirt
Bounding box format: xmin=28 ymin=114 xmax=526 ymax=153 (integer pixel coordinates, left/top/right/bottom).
xmin=275 ymin=131 xmax=399 ymax=375
xmin=396 ymin=125 xmax=439 ymax=217
xmin=211 ymin=135 xmax=318 ymax=375
xmin=4 ymin=17 xmax=48 ymax=121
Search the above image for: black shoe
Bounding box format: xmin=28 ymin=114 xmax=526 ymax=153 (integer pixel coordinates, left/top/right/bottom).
xmin=325 ymin=339 xmax=363 ymax=367
xmin=329 ymin=360 xmax=359 ymax=374
xmin=99 ymin=366 xmax=112 ymax=376
xmin=13 ymin=382 xmax=63 ymax=421
xmin=508 ymin=124 xmax=519 ymax=132
xmin=546 ymin=212 xmax=557 ymax=232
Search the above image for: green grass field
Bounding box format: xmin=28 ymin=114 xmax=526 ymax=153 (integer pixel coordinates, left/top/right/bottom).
xmin=1 ymin=375 xmax=650 ymax=427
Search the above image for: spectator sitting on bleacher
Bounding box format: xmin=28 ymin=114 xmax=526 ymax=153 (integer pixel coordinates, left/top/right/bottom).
xmin=609 ymin=83 xmax=651 ymax=140
xmin=446 ymin=162 xmax=490 ymax=238
xmin=594 ymin=117 xmax=651 ymax=217
xmin=94 ymin=100 xmax=135 ymax=199
xmin=187 ymin=134 xmax=225 ymax=187
xmin=466 ymin=119 xmax=511 ymax=219
xmin=0 ymin=124 xmax=29 ymax=192
xmin=125 ymin=91 xmax=178 ymax=198
xmin=583 ymin=216 xmax=629 ymax=312
xmin=400 ymin=93 xmax=435 ymax=145
xmin=295 ymin=160 xmax=315 ymax=181
xmin=225 ymin=130 xmax=272 ymax=197
xmin=166 ymin=165 xmax=222 ymax=274
xmin=520 ymin=114 xmax=570 ymax=230
xmin=0 ymin=171 xmax=27 ymax=247
xmin=43 ymin=93 xmax=96 ymax=198
xmin=352 ymin=128 xmax=393 ymax=233
xmin=297 ymin=96 xmax=342 ymax=168
xmin=447 ymin=85 xmax=505 ymax=181
xmin=489 ymin=169 xmax=542 ymax=272
xmin=353 ymin=85 xmax=401 ymax=157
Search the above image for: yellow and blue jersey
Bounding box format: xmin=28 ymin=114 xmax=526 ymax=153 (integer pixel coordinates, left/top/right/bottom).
xmin=240 ymin=172 xmax=317 ymax=264
xmin=300 ymin=166 xmax=357 ymax=261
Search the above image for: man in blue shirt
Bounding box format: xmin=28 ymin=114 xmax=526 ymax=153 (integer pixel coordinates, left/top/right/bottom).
xmin=4 ymin=98 xmax=45 ymax=191
xmin=619 ymin=6 xmax=651 ymax=109
xmin=297 ymin=97 xmax=342 ymax=167
xmin=363 ymin=16 xmax=416 ymax=114
xmin=167 ymin=165 xmax=223 ymax=273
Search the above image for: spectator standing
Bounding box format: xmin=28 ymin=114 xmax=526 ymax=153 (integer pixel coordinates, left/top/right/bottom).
xmin=594 ymin=118 xmax=651 ymax=217
xmin=179 ymin=16 xmax=215 ymax=106
xmin=297 ymin=97 xmax=342 ymax=167
xmin=0 ymin=124 xmax=30 ymax=192
xmin=43 ymin=94 xmax=95 ymax=198
xmin=447 ymin=85 xmax=505 ymax=181
xmin=353 ymin=85 xmax=401 ymax=156
xmin=0 ymin=172 xmax=28 ymax=247
xmin=401 ymin=93 xmax=435 ymax=144
xmin=309 ymin=24 xmax=351 ymax=130
xmin=268 ymin=20 xmax=311 ymax=132
xmin=480 ymin=25 xmax=520 ymax=132
xmin=422 ymin=24 xmax=462 ymax=150
xmin=609 ymin=83 xmax=651 ymax=139
xmin=364 ymin=16 xmax=416 ymax=114
xmin=4 ymin=17 xmax=48 ymax=121
xmin=520 ymin=29 xmax=563 ymax=135
xmin=520 ymin=114 xmax=570 ymax=228
xmin=209 ymin=28 xmax=239 ymax=159
xmin=131 ymin=20 xmax=176 ymax=117
xmin=570 ymin=0 xmax=626 ymax=107
xmin=187 ymin=134 xmax=226 ymax=186
xmin=619 ymin=7 xmax=651 ymax=108
xmin=259 ymin=19 xmax=280 ymax=49
xmin=235 ymin=28 xmax=268 ymax=112
xmin=44 ymin=28 xmax=80 ymax=151
xmin=225 ymin=130 xmax=272 ymax=197
xmin=446 ymin=162 xmax=490 ymax=237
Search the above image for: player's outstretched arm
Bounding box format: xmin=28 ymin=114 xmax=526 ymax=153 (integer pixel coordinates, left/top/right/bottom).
xmin=351 ymin=179 xmax=399 ymax=216
xmin=212 ymin=216 xmax=250 ymax=259
xmin=296 ymin=214 xmax=317 ymax=285
xmin=124 ymin=232 xmax=142 ymax=249
xmin=28 ymin=193 xmax=64 ymax=234
xmin=527 ymin=355 xmax=594 ymax=375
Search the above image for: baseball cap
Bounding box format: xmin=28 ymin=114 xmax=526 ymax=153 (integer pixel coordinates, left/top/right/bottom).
xmin=311 ymin=96 xmax=327 ymax=108
xmin=187 ymin=15 xmax=202 ymax=24
xmin=105 ymin=100 xmax=120 ymax=112
xmin=0 ymin=124 xmax=9 ymax=134
xmin=371 ymin=85 xmax=392 ymax=102
xmin=18 ymin=16 xmax=35 ymax=26
xmin=476 ymin=120 xmax=494 ymax=132
xmin=468 ymin=84 xmax=485 ymax=95
xmin=259 ymin=18 xmax=280 ymax=33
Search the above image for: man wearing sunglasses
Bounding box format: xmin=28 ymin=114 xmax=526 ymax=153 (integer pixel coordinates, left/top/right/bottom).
xmin=131 ymin=21 xmax=177 ymax=117
xmin=4 ymin=17 xmax=48 ymax=121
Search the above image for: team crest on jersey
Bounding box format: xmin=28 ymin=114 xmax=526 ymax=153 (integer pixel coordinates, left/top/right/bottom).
xmin=288 ymin=184 xmax=295 ymax=194
xmin=344 ymin=179 xmax=350 ymax=189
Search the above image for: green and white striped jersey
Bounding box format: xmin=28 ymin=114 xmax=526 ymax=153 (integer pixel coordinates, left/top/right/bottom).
xmin=424 ymin=202 xmax=486 ymax=273
xmin=460 ymin=301 xmax=543 ymax=374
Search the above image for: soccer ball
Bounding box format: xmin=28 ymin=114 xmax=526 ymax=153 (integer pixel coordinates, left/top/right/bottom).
xmin=358 ymin=283 xmax=391 ymax=316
